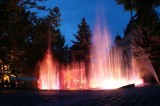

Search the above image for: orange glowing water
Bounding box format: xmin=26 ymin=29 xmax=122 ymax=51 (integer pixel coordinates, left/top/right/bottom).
xmin=38 ymin=25 xmax=143 ymax=90
xmin=38 ymin=18 xmax=144 ymax=90
xmin=38 ymin=49 xmax=59 ymax=89
xmin=60 ymin=62 xmax=87 ymax=90
xmin=89 ymin=24 xmax=143 ymax=89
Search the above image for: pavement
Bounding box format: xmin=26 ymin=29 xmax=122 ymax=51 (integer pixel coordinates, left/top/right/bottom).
xmin=0 ymin=85 xmax=160 ymax=106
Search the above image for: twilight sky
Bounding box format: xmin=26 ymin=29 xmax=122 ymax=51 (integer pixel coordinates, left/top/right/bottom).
xmin=38 ymin=0 xmax=130 ymax=46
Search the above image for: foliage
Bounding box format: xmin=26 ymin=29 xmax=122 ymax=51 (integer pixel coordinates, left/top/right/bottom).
xmin=115 ymin=0 xmax=160 ymax=80
xmin=115 ymin=0 xmax=160 ymax=19
xmin=0 ymin=0 xmax=35 ymax=76
xmin=0 ymin=1 xmax=68 ymax=76
xmin=71 ymin=18 xmax=92 ymax=62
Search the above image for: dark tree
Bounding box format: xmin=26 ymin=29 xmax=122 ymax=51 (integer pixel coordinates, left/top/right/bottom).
xmin=115 ymin=0 xmax=160 ymax=20
xmin=0 ymin=0 xmax=35 ymax=76
xmin=71 ymin=18 xmax=91 ymax=62
xmin=0 ymin=0 xmax=55 ymax=76
xmin=115 ymin=0 xmax=160 ymax=80
xmin=48 ymin=7 xmax=70 ymax=63
xmin=71 ymin=18 xmax=92 ymax=81
xmin=115 ymin=0 xmax=134 ymax=19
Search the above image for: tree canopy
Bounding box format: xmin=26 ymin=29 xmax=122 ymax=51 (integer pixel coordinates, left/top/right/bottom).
xmin=115 ymin=0 xmax=160 ymax=80
xmin=71 ymin=18 xmax=92 ymax=62
xmin=0 ymin=0 xmax=68 ymax=76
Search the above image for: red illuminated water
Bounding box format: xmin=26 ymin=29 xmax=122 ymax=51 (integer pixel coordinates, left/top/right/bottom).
xmin=38 ymin=22 xmax=144 ymax=90
xmin=89 ymin=24 xmax=143 ymax=89
xmin=38 ymin=14 xmax=145 ymax=90
xmin=60 ymin=62 xmax=87 ymax=90
xmin=38 ymin=49 xmax=59 ymax=90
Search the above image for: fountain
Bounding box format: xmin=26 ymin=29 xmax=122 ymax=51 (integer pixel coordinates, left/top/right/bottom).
xmin=36 ymin=6 xmax=160 ymax=90
xmin=37 ymin=20 xmax=144 ymax=90
xmin=60 ymin=62 xmax=87 ymax=90
xmin=38 ymin=48 xmax=59 ymax=90
xmin=89 ymin=22 xmax=143 ymax=89
xmin=38 ymin=33 xmax=59 ymax=90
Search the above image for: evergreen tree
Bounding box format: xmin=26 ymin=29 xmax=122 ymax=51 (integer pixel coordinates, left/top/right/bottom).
xmin=71 ymin=18 xmax=91 ymax=62
xmin=71 ymin=18 xmax=92 ymax=80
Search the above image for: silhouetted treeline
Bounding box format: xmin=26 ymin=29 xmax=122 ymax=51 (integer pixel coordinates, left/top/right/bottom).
xmin=115 ymin=0 xmax=160 ymax=79
xmin=0 ymin=0 xmax=92 ymax=76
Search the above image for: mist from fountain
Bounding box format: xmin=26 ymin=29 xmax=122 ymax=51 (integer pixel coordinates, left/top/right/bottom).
xmin=89 ymin=23 xmax=143 ymax=89
xmin=36 ymin=5 xmax=160 ymax=90
xmin=60 ymin=62 xmax=87 ymax=90
xmin=37 ymin=21 xmax=144 ymax=90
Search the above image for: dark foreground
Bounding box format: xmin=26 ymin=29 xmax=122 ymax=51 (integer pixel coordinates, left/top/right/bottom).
xmin=0 ymin=85 xmax=160 ymax=106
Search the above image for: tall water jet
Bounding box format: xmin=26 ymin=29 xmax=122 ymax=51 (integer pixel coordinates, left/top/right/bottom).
xmin=89 ymin=18 xmax=143 ymax=89
xmin=38 ymin=34 xmax=59 ymax=90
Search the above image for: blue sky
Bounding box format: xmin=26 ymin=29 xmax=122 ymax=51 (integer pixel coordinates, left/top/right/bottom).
xmin=38 ymin=0 xmax=130 ymax=46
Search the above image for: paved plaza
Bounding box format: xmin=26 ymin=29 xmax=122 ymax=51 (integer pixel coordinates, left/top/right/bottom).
xmin=0 ymin=85 xmax=160 ymax=106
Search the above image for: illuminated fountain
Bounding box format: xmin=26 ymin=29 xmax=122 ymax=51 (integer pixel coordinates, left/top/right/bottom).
xmin=37 ymin=22 xmax=144 ymax=90
xmin=37 ymin=23 xmax=144 ymax=90
xmin=38 ymin=32 xmax=59 ymax=90
xmin=89 ymin=23 xmax=143 ymax=89
xmin=60 ymin=62 xmax=87 ymax=90
xmin=36 ymin=8 xmax=154 ymax=90
xmin=38 ymin=48 xmax=59 ymax=90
